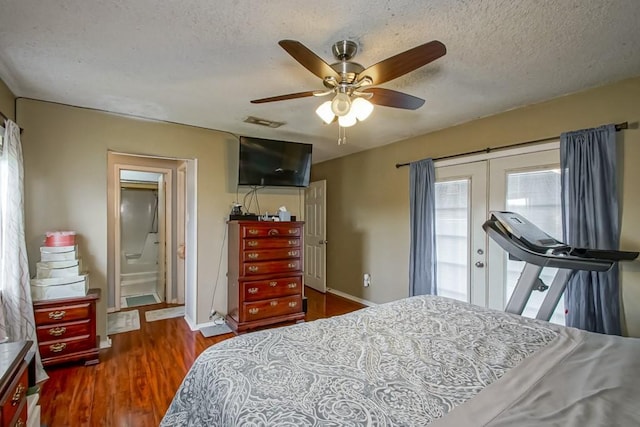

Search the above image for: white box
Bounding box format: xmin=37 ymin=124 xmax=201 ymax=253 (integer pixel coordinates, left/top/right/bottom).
xmin=36 ymin=259 xmax=82 ymax=278
xmin=30 ymin=274 xmax=89 ymax=300
xmin=40 ymin=248 xmax=77 ymax=262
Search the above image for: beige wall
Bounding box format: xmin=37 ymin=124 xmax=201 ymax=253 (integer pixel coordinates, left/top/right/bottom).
xmin=312 ymin=76 xmax=640 ymax=336
xmin=17 ymin=99 xmax=303 ymax=339
xmin=0 ymin=79 xmax=15 ymax=121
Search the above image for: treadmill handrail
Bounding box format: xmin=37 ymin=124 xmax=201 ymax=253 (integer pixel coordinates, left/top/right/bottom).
xmin=483 ymin=218 xmax=615 ymax=272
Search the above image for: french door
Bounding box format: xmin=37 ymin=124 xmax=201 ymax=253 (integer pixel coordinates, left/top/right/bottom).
xmin=435 ymin=148 xmax=564 ymax=324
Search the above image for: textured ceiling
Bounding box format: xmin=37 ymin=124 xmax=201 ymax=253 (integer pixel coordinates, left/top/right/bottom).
xmin=1 ymin=0 xmax=639 ymax=163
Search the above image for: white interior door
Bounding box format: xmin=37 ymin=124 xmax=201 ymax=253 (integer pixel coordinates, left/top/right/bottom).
xmin=157 ymin=174 xmax=166 ymax=302
xmin=434 ymin=162 xmax=487 ymax=306
xmin=304 ymin=180 xmax=327 ymax=293
xmin=176 ymin=162 xmax=186 ymax=304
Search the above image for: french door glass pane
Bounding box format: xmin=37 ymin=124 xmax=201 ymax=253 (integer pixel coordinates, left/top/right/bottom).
xmin=435 ymin=179 xmax=469 ymax=302
xmin=505 ymin=169 xmax=565 ymax=325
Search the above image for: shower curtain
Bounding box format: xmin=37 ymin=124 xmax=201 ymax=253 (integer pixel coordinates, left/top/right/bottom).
xmin=0 ymin=120 xmax=48 ymax=382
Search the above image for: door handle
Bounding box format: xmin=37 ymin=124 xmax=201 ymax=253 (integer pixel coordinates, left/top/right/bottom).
xmin=475 ymin=261 xmax=485 ymax=268
xmin=319 ymin=240 xmax=328 ymax=245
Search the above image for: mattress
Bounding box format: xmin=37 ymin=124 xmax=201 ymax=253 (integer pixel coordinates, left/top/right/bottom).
xmin=161 ymin=295 xmax=640 ymax=426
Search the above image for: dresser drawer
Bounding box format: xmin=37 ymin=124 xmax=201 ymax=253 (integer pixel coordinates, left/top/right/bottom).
xmin=0 ymin=363 xmax=27 ymax=426
xmin=241 ymin=247 xmax=301 ymax=262
xmin=242 ymin=259 xmax=301 ymax=276
xmin=242 ymin=238 xmax=300 ymax=250
xmin=242 ymin=295 xmax=303 ymax=321
xmin=242 ymin=225 xmax=301 ymax=238
xmin=243 ymin=277 xmax=302 ymax=301
xmin=36 ymin=318 xmax=91 ymax=343
xmin=34 ymin=301 xmax=91 ymax=326
xmin=39 ymin=335 xmax=93 ymax=360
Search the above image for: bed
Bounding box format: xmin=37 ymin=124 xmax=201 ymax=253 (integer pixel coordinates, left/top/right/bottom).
xmin=161 ymin=295 xmax=640 ymax=426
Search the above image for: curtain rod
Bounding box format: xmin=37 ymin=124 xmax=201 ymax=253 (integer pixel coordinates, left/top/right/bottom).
xmin=395 ymin=121 xmax=629 ymax=168
xmin=0 ymin=109 xmax=24 ymax=133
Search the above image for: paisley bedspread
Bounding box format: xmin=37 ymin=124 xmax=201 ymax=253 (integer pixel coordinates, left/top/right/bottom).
xmin=161 ymin=295 xmax=560 ymax=426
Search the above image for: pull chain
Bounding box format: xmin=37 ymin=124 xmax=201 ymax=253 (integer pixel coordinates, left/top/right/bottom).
xmin=337 ymin=125 xmax=347 ymax=145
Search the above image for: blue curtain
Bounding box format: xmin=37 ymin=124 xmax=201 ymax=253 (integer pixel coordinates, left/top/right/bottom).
xmin=409 ymin=158 xmax=437 ymax=296
xmin=561 ymin=124 xmax=620 ymax=335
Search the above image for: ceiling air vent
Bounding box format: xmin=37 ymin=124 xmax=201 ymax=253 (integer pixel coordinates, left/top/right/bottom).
xmin=244 ymin=116 xmax=285 ymax=128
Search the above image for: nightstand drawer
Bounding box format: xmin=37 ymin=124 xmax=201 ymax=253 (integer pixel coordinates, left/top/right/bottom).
xmin=242 ymin=295 xmax=302 ymax=321
xmin=34 ymin=302 xmax=91 ymax=326
xmin=241 ymin=248 xmax=301 ymax=262
xmin=243 ymin=277 xmax=302 ymax=301
xmin=39 ymin=335 xmax=93 ymax=360
xmin=36 ymin=318 xmax=91 ymax=343
xmin=242 ymin=259 xmax=301 ymax=276
xmin=0 ymin=363 xmax=27 ymax=427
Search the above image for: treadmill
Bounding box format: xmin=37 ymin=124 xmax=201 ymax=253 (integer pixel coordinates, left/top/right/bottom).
xmin=483 ymin=211 xmax=638 ymax=321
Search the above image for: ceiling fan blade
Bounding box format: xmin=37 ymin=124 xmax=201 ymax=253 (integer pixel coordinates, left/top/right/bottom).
xmin=251 ymin=91 xmax=316 ymax=104
xmin=278 ymin=40 xmax=340 ymax=80
xmin=360 ymin=40 xmax=446 ymax=85
xmin=362 ymin=88 xmax=425 ymax=110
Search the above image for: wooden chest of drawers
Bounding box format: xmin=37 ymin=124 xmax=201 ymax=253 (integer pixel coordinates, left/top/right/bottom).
xmin=226 ymin=221 xmax=305 ymax=333
xmin=0 ymin=341 xmax=31 ymax=427
xmin=33 ymin=289 xmax=100 ymax=367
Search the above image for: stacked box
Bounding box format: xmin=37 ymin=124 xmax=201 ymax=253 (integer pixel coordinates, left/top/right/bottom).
xmin=31 ymin=236 xmax=89 ymax=301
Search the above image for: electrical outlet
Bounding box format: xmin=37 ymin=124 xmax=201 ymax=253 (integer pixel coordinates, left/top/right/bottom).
xmin=363 ymin=273 xmax=371 ymax=287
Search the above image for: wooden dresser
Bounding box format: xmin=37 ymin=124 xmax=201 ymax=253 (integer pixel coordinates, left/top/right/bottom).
xmin=226 ymin=221 xmax=305 ymax=333
xmin=0 ymin=341 xmax=31 ymax=427
xmin=33 ymin=289 xmax=100 ymax=367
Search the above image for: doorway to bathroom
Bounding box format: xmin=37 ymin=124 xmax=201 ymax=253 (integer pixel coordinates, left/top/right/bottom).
xmin=107 ymin=152 xmax=191 ymax=313
xmin=119 ymin=170 xmax=166 ymax=307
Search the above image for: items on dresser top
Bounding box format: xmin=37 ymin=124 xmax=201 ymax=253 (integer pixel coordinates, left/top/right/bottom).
xmin=226 ymin=221 xmax=305 ymax=333
xmin=33 ymin=289 xmax=100 ymax=367
xmin=30 ymin=231 xmax=89 ymax=301
xmin=0 ymin=341 xmax=33 ymax=427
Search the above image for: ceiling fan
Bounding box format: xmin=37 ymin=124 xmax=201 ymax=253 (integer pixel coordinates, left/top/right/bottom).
xmin=250 ymin=39 xmax=447 ymax=130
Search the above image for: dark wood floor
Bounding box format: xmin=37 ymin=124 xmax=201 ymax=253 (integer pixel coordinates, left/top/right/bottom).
xmin=39 ymin=287 xmax=365 ymax=426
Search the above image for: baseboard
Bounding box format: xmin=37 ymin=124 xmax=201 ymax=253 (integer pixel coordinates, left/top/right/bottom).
xmin=100 ymin=337 xmax=112 ymax=349
xmin=184 ymin=314 xmax=199 ymax=331
xmin=326 ymin=288 xmax=377 ymax=307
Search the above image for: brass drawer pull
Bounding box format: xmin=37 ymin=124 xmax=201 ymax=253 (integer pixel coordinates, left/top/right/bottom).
xmin=50 ymin=342 xmax=67 ymax=353
xmin=268 ymin=229 xmax=279 ymax=236
xmin=248 ymin=308 xmax=259 ymax=315
xmin=269 ymin=281 xmax=277 ymax=287
xmin=288 ymin=301 xmax=298 ymax=308
xmin=248 ymin=229 xmax=259 ymax=235
xmin=270 ymin=301 xmax=278 ymax=307
xmin=248 ymin=287 xmax=258 ymax=294
xmin=247 ymin=253 xmax=259 ymax=259
xmin=287 ymin=263 xmax=296 ymax=269
xmin=288 ymin=229 xmax=299 ymax=235
xmin=247 ymin=241 xmax=258 ymax=247
xmin=288 ymin=250 xmax=298 ymax=257
xmin=16 ymin=419 xmax=25 ymax=427
xmin=49 ymin=326 xmax=67 ymax=337
xmin=248 ymin=266 xmax=259 ymax=273
xmin=48 ymin=310 xmax=66 ymax=320
xmin=287 ymin=240 xmax=297 ymax=245
xmin=11 ymin=384 xmax=25 ymax=406
xmin=288 ymin=283 xmax=297 ymax=289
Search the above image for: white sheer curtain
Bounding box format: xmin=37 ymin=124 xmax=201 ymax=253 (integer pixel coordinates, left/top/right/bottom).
xmin=0 ymin=120 xmax=48 ymax=382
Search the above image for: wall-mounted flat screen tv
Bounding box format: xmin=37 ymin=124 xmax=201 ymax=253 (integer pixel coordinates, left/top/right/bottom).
xmin=238 ymin=136 xmax=312 ymax=187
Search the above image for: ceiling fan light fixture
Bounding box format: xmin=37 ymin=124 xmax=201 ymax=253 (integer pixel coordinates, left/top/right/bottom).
xmin=331 ymin=92 xmax=351 ymax=116
xmin=351 ymin=97 xmax=374 ymax=121
xmin=338 ymin=110 xmax=357 ymax=127
xmin=315 ymin=101 xmax=335 ymax=124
